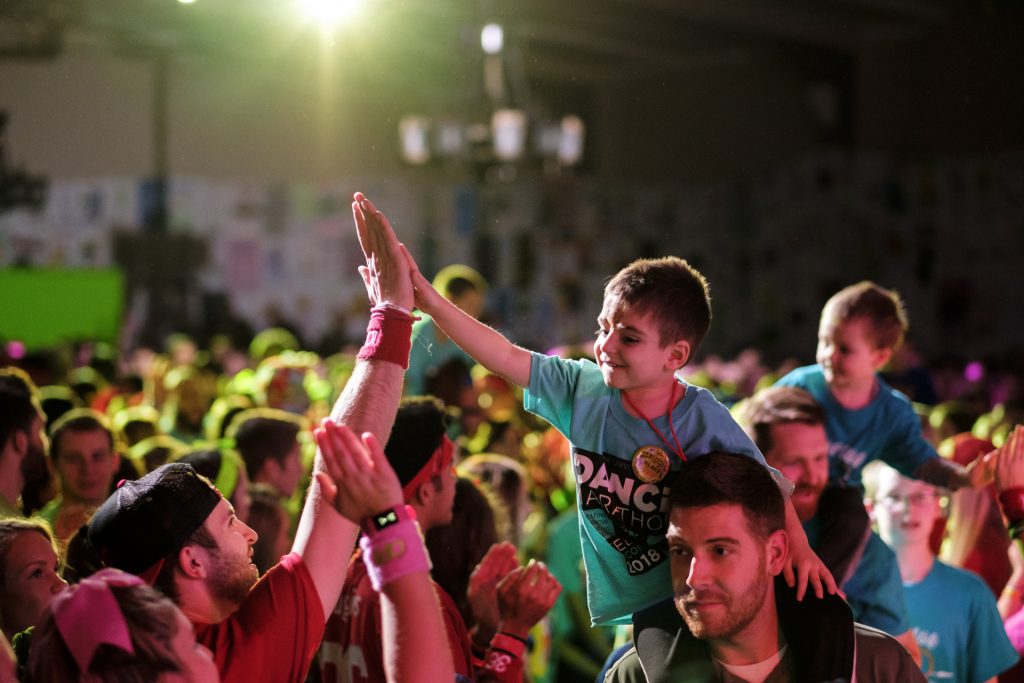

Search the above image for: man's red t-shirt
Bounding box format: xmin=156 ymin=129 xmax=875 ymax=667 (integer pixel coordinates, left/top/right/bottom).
xmin=195 ymin=552 xmax=325 ymax=683
xmin=318 ymin=551 xmax=473 ymax=683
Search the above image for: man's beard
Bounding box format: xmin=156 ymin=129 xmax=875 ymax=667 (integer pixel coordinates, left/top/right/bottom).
xmin=20 ymin=441 xmax=49 ymax=491
xmin=675 ymin=556 xmax=770 ymax=641
xmin=209 ymin=548 xmax=259 ymax=608
xmin=791 ymin=483 xmax=825 ymax=521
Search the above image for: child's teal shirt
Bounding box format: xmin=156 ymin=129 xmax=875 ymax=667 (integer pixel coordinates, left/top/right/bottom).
xmin=525 ymin=353 xmax=767 ymax=625
xmin=776 ymin=364 xmax=937 ymax=488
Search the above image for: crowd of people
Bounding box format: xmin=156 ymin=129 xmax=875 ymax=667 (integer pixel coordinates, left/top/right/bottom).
xmin=1 ymin=191 xmax=1023 ymax=683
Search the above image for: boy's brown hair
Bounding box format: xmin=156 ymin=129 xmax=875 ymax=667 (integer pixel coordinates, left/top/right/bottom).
xmin=821 ymin=281 xmax=908 ymax=351
xmin=603 ymin=256 xmax=711 ymax=351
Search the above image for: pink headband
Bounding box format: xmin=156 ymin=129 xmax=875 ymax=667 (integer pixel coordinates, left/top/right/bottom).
xmin=53 ymin=568 xmax=144 ymax=674
xmin=402 ymin=435 xmax=455 ymax=500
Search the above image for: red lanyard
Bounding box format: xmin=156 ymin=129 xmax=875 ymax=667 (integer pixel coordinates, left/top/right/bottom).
xmin=622 ymin=382 xmax=687 ymax=463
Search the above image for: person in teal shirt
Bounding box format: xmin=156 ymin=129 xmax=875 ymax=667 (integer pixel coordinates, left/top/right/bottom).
xmin=405 ymin=264 xmax=487 ymax=397
xmin=865 ymin=461 xmax=1018 ymax=682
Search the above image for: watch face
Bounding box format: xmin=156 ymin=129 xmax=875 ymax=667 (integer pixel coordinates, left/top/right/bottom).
xmin=373 ymin=509 xmax=400 ymax=530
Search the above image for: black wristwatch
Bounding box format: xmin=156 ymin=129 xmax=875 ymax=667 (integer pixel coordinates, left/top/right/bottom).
xmin=361 ymin=504 xmax=416 ymax=536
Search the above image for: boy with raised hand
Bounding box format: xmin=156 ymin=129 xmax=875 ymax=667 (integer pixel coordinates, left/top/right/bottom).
xmin=354 ymin=196 xmax=834 ymax=627
xmin=777 ymin=281 xmax=994 ymax=583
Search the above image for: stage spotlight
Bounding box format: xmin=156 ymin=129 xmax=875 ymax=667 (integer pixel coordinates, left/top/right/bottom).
xmin=297 ymin=0 xmax=363 ymax=25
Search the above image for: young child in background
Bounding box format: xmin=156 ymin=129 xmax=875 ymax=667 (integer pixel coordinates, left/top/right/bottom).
xmin=356 ymin=196 xmax=834 ymax=626
xmin=777 ymin=281 xmax=993 ymax=582
xmin=863 ymin=461 xmax=1018 ymax=682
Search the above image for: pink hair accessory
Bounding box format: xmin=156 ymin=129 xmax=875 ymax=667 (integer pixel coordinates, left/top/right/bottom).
xmin=53 ymin=568 xmax=144 ymax=673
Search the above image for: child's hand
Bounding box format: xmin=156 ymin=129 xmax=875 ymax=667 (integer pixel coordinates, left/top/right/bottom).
xmin=784 ymin=533 xmax=838 ymax=601
xmin=966 ymin=446 xmax=999 ymax=489
xmin=399 ymin=243 xmax=446 ymax=314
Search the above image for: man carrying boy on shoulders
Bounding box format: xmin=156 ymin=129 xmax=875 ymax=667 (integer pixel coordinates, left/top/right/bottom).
xmin=604 ymin=452 xmax=923 ymax=683
xmin=358 ymin=195 xmax=834 ymax=629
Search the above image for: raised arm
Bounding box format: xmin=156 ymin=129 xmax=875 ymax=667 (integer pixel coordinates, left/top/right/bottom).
xmin=292 ymin=192 xmax=416 ymax=615
xmin=403 ymin=244 xmax=531 ymax=387
xmin=912 ymin=454 xmax=996 ymax=491
xmin=314 ymin=422 xmax=454 ymax=683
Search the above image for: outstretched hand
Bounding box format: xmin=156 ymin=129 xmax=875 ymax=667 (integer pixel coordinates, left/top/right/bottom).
xmin=399 ymin=243 xmax=446 ymax=315
xmin=966 ymin=446 xmax=998 ymax=489
xmin=313 ymin=419 xmax=404 ymax=524
xmin=496 ymin=560 xmax=562 ymax=639
xmin=468 ymin=542 xmax=521 ymax=637
xmin=352 ymin=192 xmax=415 ymax=312
xmin=995 ymin=425 xmax=1024 ymax=491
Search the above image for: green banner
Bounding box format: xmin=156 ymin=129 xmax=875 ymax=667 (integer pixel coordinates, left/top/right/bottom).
xmin=0 ymin=269 xmax=123 ymax=348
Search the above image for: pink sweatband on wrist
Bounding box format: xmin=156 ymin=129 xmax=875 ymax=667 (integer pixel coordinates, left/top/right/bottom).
xmin=480 ymin=633 xmax=526 ymax=682
xmin=999 ymin=487 xmax=1024 ymax=521
xmin=356 ymin=305 xmax=414 ymax=369
xmin=359 ymin=519 xmax=432 ymax=591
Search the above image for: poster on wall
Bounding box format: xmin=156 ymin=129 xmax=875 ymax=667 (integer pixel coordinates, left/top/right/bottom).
xmin=226 ymin=238 xmax=262 ymax=292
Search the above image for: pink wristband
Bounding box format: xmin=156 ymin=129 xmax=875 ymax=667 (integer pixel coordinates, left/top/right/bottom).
xmin=356 ymin=305 xmax=415 ymax=369
xmin=359 ymin=519 xmax=432 ymax=591
xmin=1000 ymin=487 xmax=1024 ymax=521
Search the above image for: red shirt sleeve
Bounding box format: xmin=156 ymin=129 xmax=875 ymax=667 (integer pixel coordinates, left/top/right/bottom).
xmin=195 ymin=552 xmax=325 ymax=683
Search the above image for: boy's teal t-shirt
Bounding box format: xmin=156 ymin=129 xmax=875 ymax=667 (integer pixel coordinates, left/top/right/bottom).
xmin=525 ymin=352 xmax=766 ymax=626
xmin=776 ymin=364 xmax=936 ymax=488
xmin=904 ymin=561 xmax=1019 ymax=682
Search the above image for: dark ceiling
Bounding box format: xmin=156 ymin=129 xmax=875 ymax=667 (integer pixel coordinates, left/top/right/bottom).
xmin=0 ymin=0 xmax=985 ymax=74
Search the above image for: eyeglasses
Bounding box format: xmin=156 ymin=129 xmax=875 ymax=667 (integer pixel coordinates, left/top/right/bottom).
xmin=875 ymin=491 xmax=935 ymax=509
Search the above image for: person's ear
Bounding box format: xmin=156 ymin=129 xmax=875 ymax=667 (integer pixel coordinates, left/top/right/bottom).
xmin=11 ymin=429 xmax=28 ymax=455
xmin=871 ymin=347 xmax=893 ymax=371
xmin=864 ymin=497 xmax=876 ymax=523
xmin=766 ymin=529 xmax=788 ymax=576
xmin=415 ymin=481 xmax=434 ymax=508
xmin=665 ymin=340 xmax=691 ymax=371
xmin=179 ymin=545 xmax=208 ymax=579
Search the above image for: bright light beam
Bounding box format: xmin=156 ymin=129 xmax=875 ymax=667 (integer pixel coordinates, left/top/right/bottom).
xmin=297 ymin=0 xmax=363 ymax=26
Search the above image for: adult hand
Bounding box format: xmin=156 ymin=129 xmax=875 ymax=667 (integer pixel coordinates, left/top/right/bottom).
xmin=495 ymin=560 xmax=562 ymax=639
xmin=784 ymin=533 xmax=838 ymax=601
xmin=995 ymin=425 xmax=1024 ymax=491
xmin=468 ymin=542 xmax=521 ymax=639
xmin=313 ymin=419 xmax=404 ymax=524
xmin=352 ymin=192 xmax=414 ymax=312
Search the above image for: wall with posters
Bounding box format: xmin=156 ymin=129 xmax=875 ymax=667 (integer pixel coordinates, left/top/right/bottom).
xmin=1 ymin=148 xmax=1021 ymax=362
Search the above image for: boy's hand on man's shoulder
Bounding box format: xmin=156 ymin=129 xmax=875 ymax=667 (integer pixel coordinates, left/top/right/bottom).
xmin=785 ymin=534 xmax=838 ymax=601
